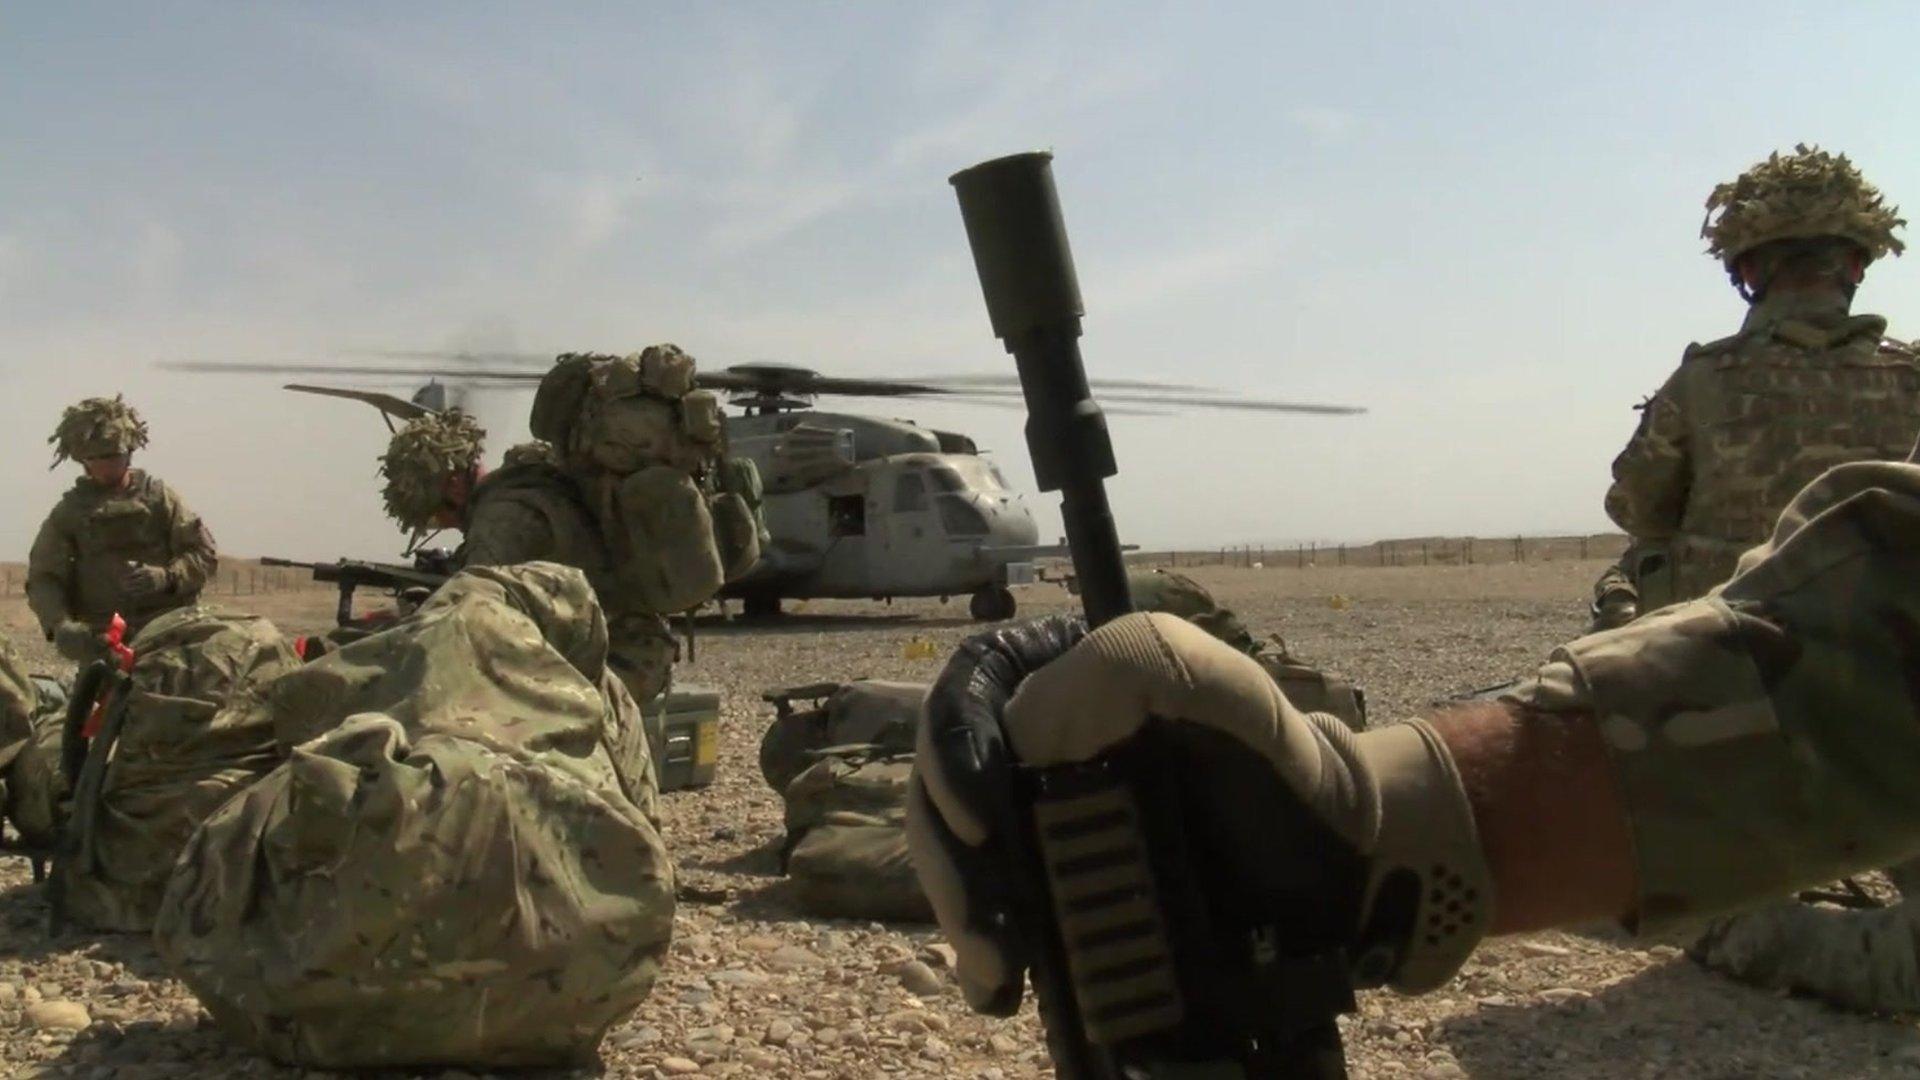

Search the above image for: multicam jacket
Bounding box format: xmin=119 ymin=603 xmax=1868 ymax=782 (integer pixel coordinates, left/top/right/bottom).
xmin=1602 ymin=308 xmax=1920 ymax=608
xmin=26 ymin=469 xmax=216 ymax=637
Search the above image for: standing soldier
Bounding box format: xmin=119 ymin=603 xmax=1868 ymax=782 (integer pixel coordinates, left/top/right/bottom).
xmin=1592 ymin=144 xmax=1920 ymax=629
xmin=28 ymin=396 xmax=217 ymax=663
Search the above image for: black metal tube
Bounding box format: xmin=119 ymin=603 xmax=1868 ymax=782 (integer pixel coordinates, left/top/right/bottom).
xmin=951 ymin=153 xmax=1133 ymax=627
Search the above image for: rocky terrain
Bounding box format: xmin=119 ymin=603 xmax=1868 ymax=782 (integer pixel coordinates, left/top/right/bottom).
xmin=4 ymin=559 xmax=1920 ymax=1077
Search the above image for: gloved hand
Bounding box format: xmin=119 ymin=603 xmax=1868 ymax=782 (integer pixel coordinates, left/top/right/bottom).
xmin=52 ymin=619 xmax=101 ymax=662
xmin=906 ymin=612 xmax=1491 ymax=1016
xmin=117 ymin=562 xmax=171 ymax=601
xmin=1589 ymin=588 xmax=1639 ymax=632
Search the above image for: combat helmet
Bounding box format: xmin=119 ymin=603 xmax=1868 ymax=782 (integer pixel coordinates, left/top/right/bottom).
xmin=1702 ymin=144 xmax=1905 ymax=266
xmin=1128 ymin=568 xmax=1257 ymax=653
xmin=49 ymin=395 xmax=149 ymax=468
xmin=378 ymin=410 xmax=486 ymax=529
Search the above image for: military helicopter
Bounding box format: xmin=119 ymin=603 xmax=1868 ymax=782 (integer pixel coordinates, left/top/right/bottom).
xmin=166 ymin=353 xmax=1363 ymax=620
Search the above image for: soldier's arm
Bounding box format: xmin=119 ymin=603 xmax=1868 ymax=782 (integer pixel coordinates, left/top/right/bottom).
xmin=1603 ymin=368 xmax=1691 ymax=540
xmin=25 ymin=508 xmax=76 ymax=637
xmin=459 ymin=499 xmax=557 ymax=568
xmin=1484 ymin=455 xmax=1920 ymax=931
xmin=155 ymin=480 xmax=217 ymax=594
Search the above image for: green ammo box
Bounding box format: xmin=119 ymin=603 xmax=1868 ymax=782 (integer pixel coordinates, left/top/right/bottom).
xmin=651 ymin=682 xmax=721 ymax=792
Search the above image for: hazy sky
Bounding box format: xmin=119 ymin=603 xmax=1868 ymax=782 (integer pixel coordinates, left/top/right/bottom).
xmin=5 ymin=2 xmax=1919 ymax=559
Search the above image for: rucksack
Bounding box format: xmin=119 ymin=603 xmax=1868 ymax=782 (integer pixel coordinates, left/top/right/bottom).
xmin=528 ymin=348 xmax=761 ymax=611
xmin=779 ymin=747 xmax=930 ymax=923
xmin=759 ymin=680 xmax=923 ymax=793
xmin=153 ymin=564 xmax=672 ymax=1069
xmin=53 ymin=606 xmax=299 ymax=931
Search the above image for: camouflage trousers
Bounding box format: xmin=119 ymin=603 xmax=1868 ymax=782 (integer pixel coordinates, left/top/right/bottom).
xmin=1693 ymin=858 xmax=1920 ymax=1013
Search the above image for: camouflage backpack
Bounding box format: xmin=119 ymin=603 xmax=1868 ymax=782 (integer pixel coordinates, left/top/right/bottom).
xmin=781 ymin=747 xmax=930 ymax=923
xmin=758 ymin=681 xmax=931 ymax=923
xmin=530 ymin=346 xmax=762 ymax=612
xmin=52 ymin=606 xmax=300 ymax=932
xmin=153 ymin=564 xmax=672 ymax=1069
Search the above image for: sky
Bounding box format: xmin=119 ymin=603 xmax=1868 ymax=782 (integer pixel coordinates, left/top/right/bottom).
xmin=4 ymin=2 xmax=1920 ymax=560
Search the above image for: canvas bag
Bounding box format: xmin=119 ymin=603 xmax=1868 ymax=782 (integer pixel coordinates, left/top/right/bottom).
xmin=780 ymin=747 xmax=931 ymax=923
xmin=759 ymin=679 xmax=924 ymax=793
xmin=54 ymin=606 xmax=298 ymax=931
xmin=152 ymin=564 xmax=672 ymax=1069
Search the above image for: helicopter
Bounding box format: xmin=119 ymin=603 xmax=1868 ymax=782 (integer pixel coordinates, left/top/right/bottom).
xmin=166 ymin=352 xmax=1364 ymax=620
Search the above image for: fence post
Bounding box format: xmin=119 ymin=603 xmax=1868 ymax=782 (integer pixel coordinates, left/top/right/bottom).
xmin=1466 ymin=538 xmax=1474 ymax=565
xmin=1514 ymin=536 xmax=1523 ymax=562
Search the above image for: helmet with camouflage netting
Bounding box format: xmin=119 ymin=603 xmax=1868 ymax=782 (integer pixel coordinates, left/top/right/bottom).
xmin=1702 ymin=144 xmax=1905 ymax=267
xmin=49 ymin=395 xmax=150 ymax=468
xmin=378 ymin=410 xmax=486 ymax=530
xmin=1128 ymin=568 xmax=1257 ymax=653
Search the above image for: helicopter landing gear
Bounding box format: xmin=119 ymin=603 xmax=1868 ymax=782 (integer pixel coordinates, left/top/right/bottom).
xmin=742 ymin=592 xmax=783 ymax=619
xmin=969 ymin=586 xmax=1016 ymax=622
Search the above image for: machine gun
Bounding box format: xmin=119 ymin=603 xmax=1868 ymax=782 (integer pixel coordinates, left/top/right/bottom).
xmin=951 ymin=152 xmax=1355 ymax=1079
xmin=262 ymin=548 xmax=456 ymax=629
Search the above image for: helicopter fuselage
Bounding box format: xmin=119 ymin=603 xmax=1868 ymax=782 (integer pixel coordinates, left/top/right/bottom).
xmin=721 ymin=410 xmax=1045 ymax=612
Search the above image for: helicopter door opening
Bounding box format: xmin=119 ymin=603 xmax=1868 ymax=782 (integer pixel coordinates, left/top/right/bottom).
xmin=828 ymin=494 xmax=866 ymax=537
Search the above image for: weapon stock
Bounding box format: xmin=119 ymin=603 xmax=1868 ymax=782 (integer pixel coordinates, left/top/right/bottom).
xmin=951 ymin=152 xmax=1353 ymax=1079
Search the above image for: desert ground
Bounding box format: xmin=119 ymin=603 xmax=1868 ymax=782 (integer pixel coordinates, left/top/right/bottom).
xmin=3 ymin=558 xmax=1919 ymax=1078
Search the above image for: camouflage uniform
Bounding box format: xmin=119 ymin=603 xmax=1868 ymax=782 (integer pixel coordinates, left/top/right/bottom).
xmin=1597 ymin=310 xmax=1920 ymax=610
xmin=1596 ymin=146 xmax=1919 ymax=618
xmin=1584 ymin=148 xmax=1920 ymax=1011
xmin=380 ymin=410 xmax=675 ymax=705
xmin=1507 ymin=453 xmax=1920 ymax=1002
xmin=0 ymin=631 xmax=36 ymax=818
xmin=459 ymin=460 xmax=677 ymax=703
xmin=27 ymin=398 xmax=217 ymax=659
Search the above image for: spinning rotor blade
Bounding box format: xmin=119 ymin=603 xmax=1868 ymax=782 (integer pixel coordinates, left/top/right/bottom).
xmin=164 ymin=357 xmax=1364 ymax=414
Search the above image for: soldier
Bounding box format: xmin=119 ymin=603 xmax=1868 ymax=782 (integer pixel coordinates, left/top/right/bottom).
xmin=907 ymin=450 xmax=1920 ymax=1027
xmin=28 ymin=396 xmax=217 ymax=663
xmin=377 ymin=409 xmax=676 ymax=704
xmin=1592 ymin=144 xmax=1919 ymax=629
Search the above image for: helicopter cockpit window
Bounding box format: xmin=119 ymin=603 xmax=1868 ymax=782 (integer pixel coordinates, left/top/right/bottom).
xmin=894 ymin=472 xmax=928 ymax=512
xmin=927 ymin=466 xmax=967 ymax=493
xmin=938 ymin=495 xmax=990 ymax=537
xmin=985 ymin=464 xmax=1009 ymax=490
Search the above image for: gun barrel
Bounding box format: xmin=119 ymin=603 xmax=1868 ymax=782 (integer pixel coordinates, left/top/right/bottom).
xmin=951 ymin=153 xmax=1132 ymax=627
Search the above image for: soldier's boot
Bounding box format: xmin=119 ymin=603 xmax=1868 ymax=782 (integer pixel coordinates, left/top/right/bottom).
xmin=1692 ymin=877 xmax=1920 ymax=1013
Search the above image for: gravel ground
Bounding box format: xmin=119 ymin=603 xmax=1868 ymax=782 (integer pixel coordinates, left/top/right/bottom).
xmin=3 ymin=560 xmax=1919 ymax=1078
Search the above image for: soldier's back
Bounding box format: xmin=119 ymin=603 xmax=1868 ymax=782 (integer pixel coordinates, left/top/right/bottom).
xmin=1669 ymin=317 xmax=1920 ymax=595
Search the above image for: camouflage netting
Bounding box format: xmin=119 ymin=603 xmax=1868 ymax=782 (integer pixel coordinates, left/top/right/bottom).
xmin=378 ymin=410 xmax=486 ymax=529
xmin=499 ymin=438 xmax=558 ymax=468
xmin=1703 ymin=144 xmax=1905 ymax=264
xmin=49 ymin=395 xmax=150 ymax=468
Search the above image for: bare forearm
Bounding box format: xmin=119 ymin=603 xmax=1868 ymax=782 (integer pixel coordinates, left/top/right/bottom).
xmin=1430 ymin=700 xmax=1636 ymax=934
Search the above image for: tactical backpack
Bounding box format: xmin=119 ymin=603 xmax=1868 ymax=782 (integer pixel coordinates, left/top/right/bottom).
xmin=529 ymin=348 xmax=762 ymax=612
xmin=780 ymin=747 xmax=930 ymax=923
xmin=760 ymin=681 xmax=932 ymax=923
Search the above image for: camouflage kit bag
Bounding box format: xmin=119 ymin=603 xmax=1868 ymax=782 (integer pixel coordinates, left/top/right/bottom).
xmin=153 ymin=564 xmax=673 ymax=1069
xmin=781 ymin=747 xmax=931 ymax=923
xmin=54 ymin=606 xmax=299 ymax=931
xmin=755 ymin=679 xmax=931 ymax=922
xmin=530 ymin=347 xmax=760 ymax=610
xmin=759 ymin=679 xmax=924 ymax=792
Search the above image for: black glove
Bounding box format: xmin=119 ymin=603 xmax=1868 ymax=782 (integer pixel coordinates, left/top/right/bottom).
xmin=118 ymin=563 xmax=171 ymax=601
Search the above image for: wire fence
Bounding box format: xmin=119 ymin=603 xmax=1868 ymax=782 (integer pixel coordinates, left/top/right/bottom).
xmin=0 ymin=563 xmax=330 ymax=598
xmin=1133 ymin=533 xmax=1630 ymax=570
